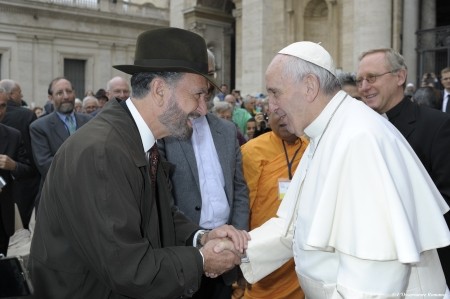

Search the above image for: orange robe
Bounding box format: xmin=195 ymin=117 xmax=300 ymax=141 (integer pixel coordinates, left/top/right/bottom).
xmin=241 ymin=132 xmax=308 ymax=299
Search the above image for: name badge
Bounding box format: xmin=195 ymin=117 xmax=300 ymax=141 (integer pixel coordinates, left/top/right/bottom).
xmin=278 ymin=178 xmax=291 ymax=200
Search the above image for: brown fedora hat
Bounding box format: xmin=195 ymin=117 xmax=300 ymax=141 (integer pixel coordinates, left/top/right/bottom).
xmin=113 ymin=27 xmax=219 ymax=89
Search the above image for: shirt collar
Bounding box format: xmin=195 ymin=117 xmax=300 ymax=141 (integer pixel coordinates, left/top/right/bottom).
xmin=56 ymin=111 xmax=74 ymax=122
xmin=444 ymin=90 xmax=450 ymax=98
xmin=125 ymin=99 xmax=155 ymax=152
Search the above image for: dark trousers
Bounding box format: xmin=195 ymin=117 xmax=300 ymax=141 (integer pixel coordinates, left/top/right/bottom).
xmin=0 ymin=223 xmax=9 ymax=256
xmin=192 ymin=275 xmax=232 ymax=299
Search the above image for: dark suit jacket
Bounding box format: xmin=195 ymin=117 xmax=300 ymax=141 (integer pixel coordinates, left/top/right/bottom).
xmin=437 ymin=89 xmax=450 ymax=113
xmin=0 ymin=124 xmax=33 ymax=236
xmin=1 ymin=101 xmax=40 ymax=227
xmin=387 ymin=97 xmax=450 ymax=204
xmin=159 ymin=113 xmax=249 ymax=285
xmin=2 ymin=101 xmax=36 ymax=159
xmin=387 ymin=97 xmax=450 ymax=283
xmin=29 ymin=111 xmax=92 ymax=205
xmin=29 ymin=99 xmax=203 ymax=299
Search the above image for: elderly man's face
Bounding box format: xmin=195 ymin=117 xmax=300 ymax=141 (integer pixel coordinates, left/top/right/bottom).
xmin=108 ymin=78 xmax=130 ymax=101
xmin=83 ymin=99 xmax=99 ymax=114
xmin=268 ymin=111 xmax=297 ymax=143
xmin=159 ymin=73 xmax=209 ymax=140
xmin=10 ymin=84 xmax=23 ymax=104
xmin=50 ymin=79 xmax=75 ymax=114
xmin=265 ymin=55 xmax=307 ymax=137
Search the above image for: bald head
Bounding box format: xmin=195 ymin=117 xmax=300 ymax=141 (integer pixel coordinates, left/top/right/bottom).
xmin=106 ymin=76 xmax=130 ymax=101
xmin=0 ymin=79 xmax=23 ymax=105
xmin=224 ymin=94 xmax=236 ymax=107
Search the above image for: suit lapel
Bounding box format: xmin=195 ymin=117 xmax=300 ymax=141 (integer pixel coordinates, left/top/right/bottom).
xmin=207 ymin=114 xmax=228 ymax=171
xmin=387 ymin=98 xmax=416 ymax=140
xmin=207 ymin=114 xmax=233 ymax=204
xmin=50 ymin=112 xmax=70 ymax=142
xmin=179 ymin=138 xmax=200 ymax=190
xmin=0 ymin=124 xmax=9 ymax=153
xmin=395 ymin=99 xmax=416 ymax=139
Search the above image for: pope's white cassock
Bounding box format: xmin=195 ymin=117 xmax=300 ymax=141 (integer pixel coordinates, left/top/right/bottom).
xmin=241 ymin=91 xmax=450 ymax=298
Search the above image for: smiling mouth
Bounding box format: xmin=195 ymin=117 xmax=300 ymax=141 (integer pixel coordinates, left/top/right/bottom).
xmin=364 ymin=93 xmax=377 ymax=100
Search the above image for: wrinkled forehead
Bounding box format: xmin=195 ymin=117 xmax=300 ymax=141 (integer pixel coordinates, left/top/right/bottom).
xmin=52 ymin=79 xmax=72 ymax=92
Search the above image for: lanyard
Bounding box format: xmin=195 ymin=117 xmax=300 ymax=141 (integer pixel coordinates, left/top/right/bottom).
xmin=282 ymin=139 xmax=303 ymax=180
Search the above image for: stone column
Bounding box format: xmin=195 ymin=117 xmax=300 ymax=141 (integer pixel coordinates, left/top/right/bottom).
xmin=232 ymin=0 xmax=242 ymax=90
xmin=354 ymin=0 xmax=391 ymax=55
xmin=421 ymin=0 xmax=436 ymax=74
xmin=326 ymin=0 xmax=339 ymax=68
xmin=240 ymin=0 xmax=265 ymax=95
xmin=402 ymin=0 xmax=419 ymax=85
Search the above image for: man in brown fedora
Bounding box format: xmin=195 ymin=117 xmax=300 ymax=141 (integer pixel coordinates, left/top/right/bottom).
xmin=28 ymin=27 xmax=250 ymax=299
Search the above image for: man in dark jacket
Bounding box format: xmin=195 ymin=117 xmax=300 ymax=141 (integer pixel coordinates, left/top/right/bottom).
xmin=28 ymin=28 xmax=249 ymax=299
xmin=0 ymin=88 xmax=33 ymax=255
xmin=0 ymin=79 xmax=39 ymax=229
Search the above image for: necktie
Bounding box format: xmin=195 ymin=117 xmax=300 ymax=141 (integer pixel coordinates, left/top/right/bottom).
xmin=145 ymin=143 xmax=161 ymax=246
xmin=148 ymin=143 xmax=159 ymax=188
xmin=65 ymin=115 xmax=76 ymax=135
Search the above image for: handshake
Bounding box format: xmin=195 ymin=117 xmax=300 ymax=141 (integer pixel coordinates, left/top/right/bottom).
xmin=197 ymin=225 xmax=250 ymax=278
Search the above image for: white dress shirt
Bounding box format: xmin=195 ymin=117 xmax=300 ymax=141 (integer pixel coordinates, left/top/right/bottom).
xmin=125 ymin=99 xmax=155 ymax=152
xmin=442 ymin=91 xmax=450 ymax=112
xmin=191 ymin=116 xmax=229 ymax=229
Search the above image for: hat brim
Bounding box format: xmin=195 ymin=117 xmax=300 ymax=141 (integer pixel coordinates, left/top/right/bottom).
xmin=113 ymin=64 xmax=220 ymax=90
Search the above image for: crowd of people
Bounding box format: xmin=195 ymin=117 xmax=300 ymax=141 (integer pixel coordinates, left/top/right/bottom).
xmin=0 ymin=27 xmax=450 ymax=299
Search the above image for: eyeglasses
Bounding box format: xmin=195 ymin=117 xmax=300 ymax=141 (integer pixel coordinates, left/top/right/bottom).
xmin=356 ymin=70 xmax=397 ymax=88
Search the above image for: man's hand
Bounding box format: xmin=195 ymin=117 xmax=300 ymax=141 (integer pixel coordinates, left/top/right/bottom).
xmin=202 ymin=225 xmax=250 ymax=254
xmin=0 ymin=155 xmax=16 ymax=171
xmin=200 ymin=237 xmax=241 ymax=278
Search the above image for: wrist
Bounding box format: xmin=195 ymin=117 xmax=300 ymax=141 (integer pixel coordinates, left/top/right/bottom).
xmin=194 ymin=230 xmax=210 ymax=248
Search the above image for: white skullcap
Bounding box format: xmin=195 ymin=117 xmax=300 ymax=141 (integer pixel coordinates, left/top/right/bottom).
xmin=278 ymin=41 xmax=336 ymax=77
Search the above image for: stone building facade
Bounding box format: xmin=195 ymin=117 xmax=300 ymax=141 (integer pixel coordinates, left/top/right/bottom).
xmin=0 ymin=0 xmax=169 ymax=107
xmin=0 ymin=0 xmax=449 ymax=107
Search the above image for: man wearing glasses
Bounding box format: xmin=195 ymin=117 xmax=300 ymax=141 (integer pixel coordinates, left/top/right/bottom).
xmin=357 ymin=48 xmax=450 ymax=286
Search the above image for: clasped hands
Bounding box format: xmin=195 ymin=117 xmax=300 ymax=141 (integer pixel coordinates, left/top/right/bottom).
xmin=199 ymin=224 xmax=250 ymax=278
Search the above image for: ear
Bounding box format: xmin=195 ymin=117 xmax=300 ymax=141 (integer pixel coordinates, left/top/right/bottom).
xmin=396 ymin=69 xmax=407 ymax=87
xmin=303 ymin=74 xmax=320 ymax=103
xmin=150 ymin=78 xmax=166 ymax=107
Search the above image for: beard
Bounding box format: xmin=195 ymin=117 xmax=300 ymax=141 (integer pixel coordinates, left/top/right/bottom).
xmin=57 ymin=101 xmax=74 ymax=114
xmin=159 ymin=94 xmax=194 ymax=140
